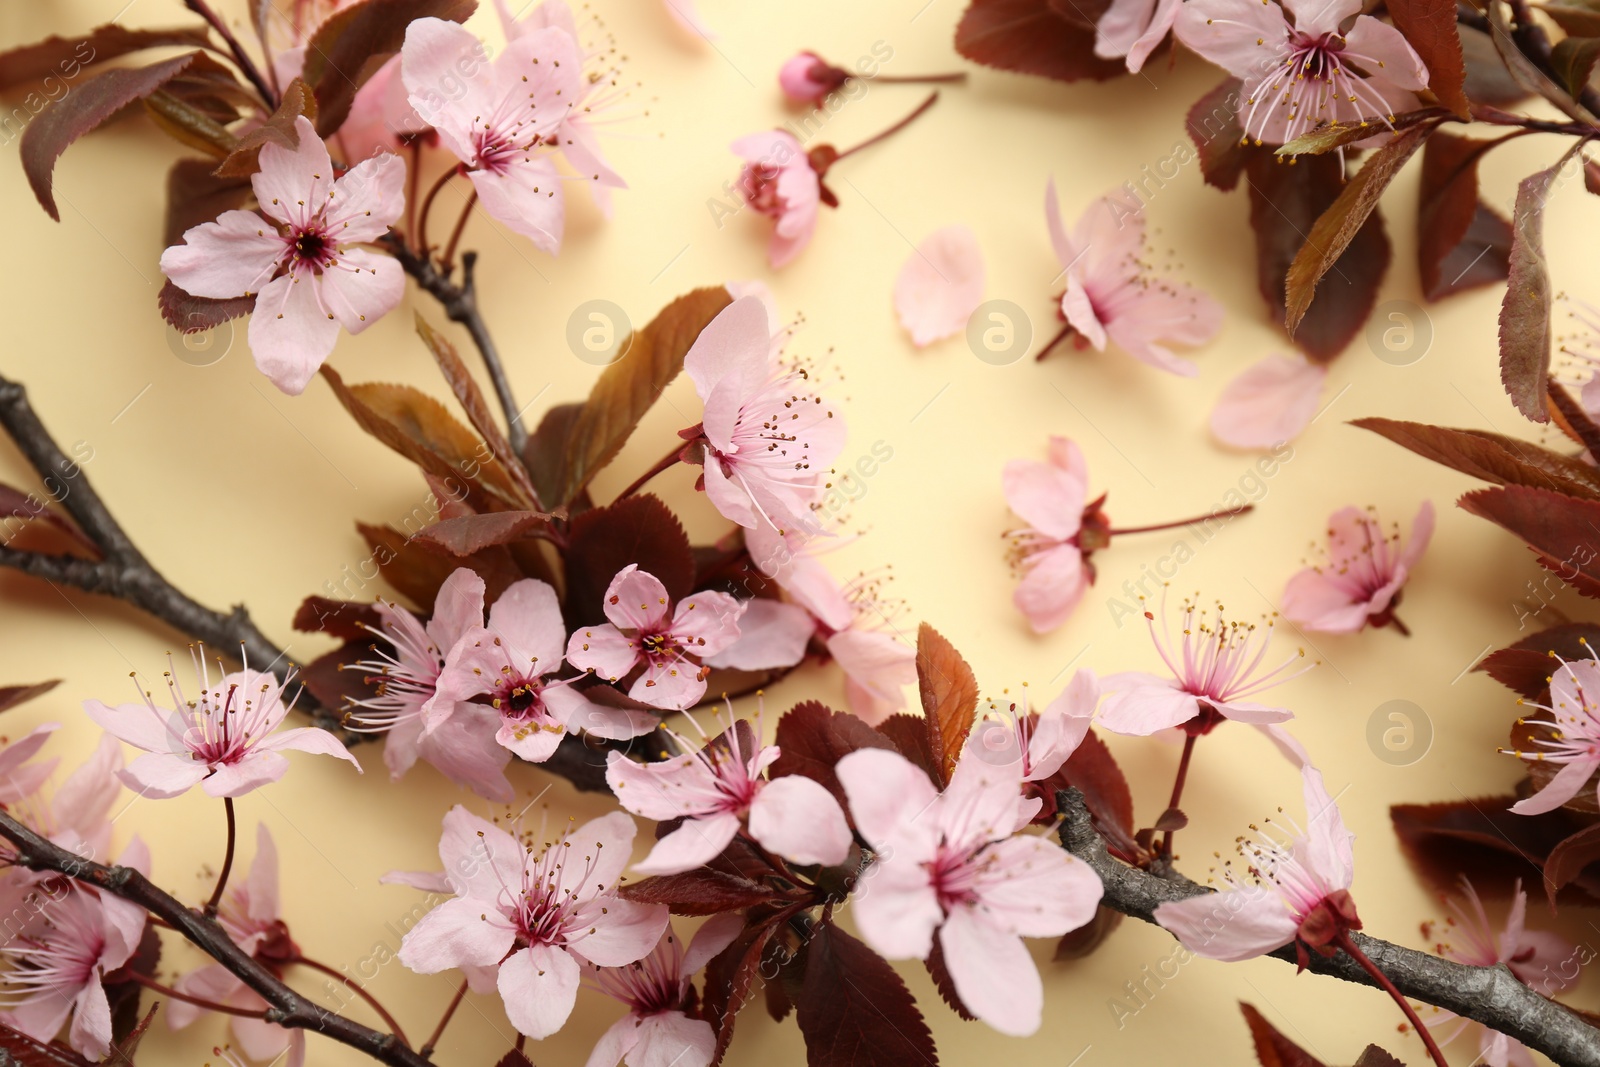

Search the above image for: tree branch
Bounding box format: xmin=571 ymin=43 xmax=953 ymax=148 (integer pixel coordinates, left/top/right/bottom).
xmin=0 ymin=810 xmax=432 ymax=1067
xmin=385 ymin=238 xmax=527 ymax=456
xmin=1056 ymin=788 xmax=1600 ymax=1067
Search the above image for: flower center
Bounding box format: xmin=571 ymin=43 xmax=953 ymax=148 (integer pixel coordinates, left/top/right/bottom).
xmin=738 ymin=164 xmax=785 ymax=217
xmin=293 ymin=230 xmax=330 ymax=264
xmin=926 ymin=842 xmax=984 ymax=912
xmin=1285 ymin=32 xmax=1342 ymax=82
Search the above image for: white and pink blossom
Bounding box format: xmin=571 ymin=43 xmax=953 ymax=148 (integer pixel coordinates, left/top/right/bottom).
xmin=1003 ymin=435 xmax=1096 ymax=634
xmin=1095 ymin=0 xmax=1180 ymax=73
xmin=585 ymin=916 xmax=741 ymax=1067
xmin=731 ymin=131 xmax=820 ymax=268
xmin=1282 ymin=502 xmax=1434 ymax=635
xmin=893 ymin=226 xmax=986 ymax=348
xmin=396 ymin=806 xmax=668 ymax=1040
xmin=160 ymin=116 xmax=405 ymax=395
xmin=1210 ymin=354 xmax=1328 ymax=450
xmin=964 ymin=670 xmax=1099 ymax=783
xmin=1506 ymin=649 xmax=1600 ymax=815
xmin=836 ymin=748 xmax=1103 ymax=1036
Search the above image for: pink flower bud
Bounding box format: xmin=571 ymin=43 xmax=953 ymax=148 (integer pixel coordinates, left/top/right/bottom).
xmin=778 ymin=51 xmax=850 ymax=104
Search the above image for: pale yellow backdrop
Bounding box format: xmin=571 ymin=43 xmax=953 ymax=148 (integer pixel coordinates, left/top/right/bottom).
xmin=1 ymin=1 xmax=1597 ymax=1064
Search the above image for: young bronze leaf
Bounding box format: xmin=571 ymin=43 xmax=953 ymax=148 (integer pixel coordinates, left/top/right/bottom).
xmin=355 ymin=522 xmax=521 ymax=612
xmin=1552 ymin=36 xmax=1600 ymax=101
xmin=1284 ymin=122 xmax=1435 ymax=336
xmin=1246 ymin=151 xmax=1390 ymax=361
xmin=163 ymin=158 xmax=252 ymax=248
xmin=1458 ymin=486 xmax=1600 ymax=597
xmin=1416 ymin=131 xmax=1512 ymax=300
xmin=875 ymin=713 xmax=942 ymax=784
xmin=292 ymin=596 xmax=381 ymax=640
xmin=915 ymin=623 xmax=979 ymax=784
xmin=618 ymin=868 xmax=777 ymax=915
xmin=1543 ymin=822 xmax=1600 ymax=905
xmin=414 ymin=511 xmax=551 ymax=556
xmin=299 ymin=638 xmax=379 ymax=715
xmin=157 ymin=278 xmax=254 ymax=333
xmin=0 ymin=24 xmax=211 ymax=93
xmin=1241 ymin=1002 xmax=1327 ymax=1067
xmin=414 ymin=314 xmax=538 ymax=504
xmin=21 ymin=52 xmax=199 ymax=220
xmin=0 ymin=681 xmax=60 ymax=715
xmin=1460 ymin=26 xmax=1533 ymax=106
xmin=1478 ymin=622 xmax=1600 ymax=699
xmin=1052 ymin=905 xmax=1123 ymax=959
xmin=1547 ymin=2 xmax=1600 ymax=36
xmin=545 ymin=287 xmax=732 ymax=509
xmin=1276 ymin=108 xmax=1446 ymax=158
xmin=302 ymin=0 xmax=477 ymax=135
xmin=524 ymin=402 xmax=584 ymax=509
xmin=142 ymin=88 xmax=236 ymax=157
xmin=1384 ymin=0 xmax=1469 ymax=116
xmin=561 ymin=494 xmax=695 ymax=628
xmin=703 ymin=916 xmax=784 ymax=1064
xmin=1391 ymin=795 xmax=1600 ymax=902
xmin=796 ymin=923 xmax=939 ymax=1067
xmin=0 ymin=484 xmax=101 ymax=559
xmin=1185 ymin=78 xmax=1249 ymax=191
xmin=213 ymin=77 xmax=316 ymax=178
xmin=769 ymin=700 xmax=895 ymax=808
xmin=1352 ymin=416 xmax=1600 ymax=500
xmin=1505 ymin=149 xmax=1589 ymax=420
xmin=954 ymin=0 xmax=1128 ymax=82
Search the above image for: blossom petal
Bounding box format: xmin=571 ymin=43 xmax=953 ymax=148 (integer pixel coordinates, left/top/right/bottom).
xmin=628 ymin=661 xmax=708 ymax=710
xmin=319 ymin=248 xmax=403 ymax=336
xmin=247 ymin=272 xmax=341 ymax=395
xmin=499 ymin=943 xmax=580 ymax=1039
xmin=487 ymin=578 xmax=568 ymax=670
xmin=118 ymin=753 xmax=209 ymax=799
xmin=1097 ymin=676 xmax=1201 ymax=735
xmin=603 ymin=565 xmax=672 ymax=630
xmin=1341 ymin=15 xmax=1428 ymax=89
xmin=702 ymin=599 xmax=812 ymax=670
xmin=253 ymin=116 xmax=335 ymax=231
xmin=439 ymin=805 xmax=526 ymax=902
xmin=836 ymin=748 xmax=939 ymax=858
xmin=938 ymin=908 xmax=1042 ymax=1037
xmin=630 ymin=1012 xmax=717 ymax=1067
xmin=1281 ymin=568 xmax=1371 ymax=634
xmin=977 ymin=837 xmax=1103 ymax=937
xmin=827 ymin=630 xmax=916 ymax=724
xmin=1399 ymin=500 xmax=1436 ymax=571
xmin=258 ymin=726 xmax=361 ymax=770
xmin=633 ymin=812 xmax=742 ymax=876
xmin=1153 ymin=886 xmax=1299 ymax=961
xmin=83 ymin=700 xmax=183 ymax=755
xmin=430 ymin=568 xmax=488 ymax=649
xmin=1013 ymin=544 xmax=1088 ymax=634
xmin=1173 ymin=0 xmax=1291 ymax=79
xmin=568 ymin=898 xmax=669 ymax=967
xmin=400 ymin=18 xmax=497 ymax=160
xmin=567 ymin=623 xmax=640 ymax=682
xmin=398 ymin=896 xmax=517 ymax=971
xmin=1300 ymin=765 xmax=1356 ymax=891
xmin=852 ymin=854 xmax=942 ymax=959
xmin=201 ymin=751 xmax=291 ymax=797
xmin=684 ymin=912 xmax=746 ymax=974
xmin=468 ymin=160 xmax=565 ymax=255
xmin=683 ymin=295 xmax=772 ymax=405
xmin=159 ymin=210 xmax=283 ymax=299
xmin=671 ymin=591 xmax=746 ymax=657
xmin=1210 ymin=353 xmax=1328 ymax=450
xmin=67 ymin=975 xmax=113 ymax=1061
xmin=1510 ymin=757 xmax=1600 ymax=815
xmin=326 ymin=152 xmax=407 ymax=242
xmin=749 ymin=775 xmax=851 ymax=866
xmin=1003 ymin=458 xmax=1085 ymax=541
xmin=893 ymin=226 xmax=986 ymax=348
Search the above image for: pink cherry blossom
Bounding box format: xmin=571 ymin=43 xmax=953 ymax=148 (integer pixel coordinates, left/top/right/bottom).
xmin=429 ymin=576 xmax=660 ymax=762
xmin=731 ymin=131 xmax=820 ymax=268
xmin=494 ymin=0 xmax=629 ymax=215
xmin=345 ymin=568 xmax=514 ymax=802
xmin=1210 ymin=354 xmax=1328 ymax=450
xmin=8 ymin=733 xmax=123 ymax=871
xmin=607 ymin=712 xmax=851 ymax=875
xmin=701 ymin=599 xmax=815 ymax=671
xmin=84 ymin=654 xmax=360 ymax=800
xmin=825 ymin=629 xmax=917 ymax=725
xmin=567 ymin=567 xmax=746 ymax=710
xmin=894 ymin=226 xmax=987 ymax=348
xmin=836 ymin=748 xmax=1103 ymax=1036
xmin=660 ymin=0 xmax=717 ymax=39
xmin=0 ymin=723 xmax=60 ymax=805
xmin=0 ymin=840 xmax=149 ymax=1060
xmin=1045 ymin=179 xmax=1222 ymax=375
xmin=1154 ymin=765 xmax=1358 ymax=966
xmin=585 ymin=915 xmax=741 ymax=1067
xmin=159 ymin=116 xmax=405 ymax=395
xmin=1173 ymin=0 xmax=1428 ymax=146
xmin=683 ymin=296 xmax=846 ymax=533
xmin=1003 ymin=435 xmax=1097 ymax=633
xmin=965 ymin=670 xmax=1099 ymax=782
xmin=401 ymin=17 xmax=580 ymax=252
xmin=396 ymin=806 xmax=668 ymax=1040
xmin=1418 ymin=879 xmax=1574 ymax=1067
xmin=1095 ymin=0 xmax=1180 ymax=72
xmin=1506 ymin=649 xmax=1600 ymax=815
xmin=168 ymin=826 xmax=305 ymax=1067
xmin=1282 ymin=502 xmax=1434 ymax=635
xmin=779 ymin=52 xmax=849 ymax=104
xmin=746 ymin=517 xmax=854 ymax=631
xmin=1098 ymin=591 xmax=1310 ymax=737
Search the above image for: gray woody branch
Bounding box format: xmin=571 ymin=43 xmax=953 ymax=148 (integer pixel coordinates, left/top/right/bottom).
xmin=1057 ymin=788 xmax=1600 ymax=1067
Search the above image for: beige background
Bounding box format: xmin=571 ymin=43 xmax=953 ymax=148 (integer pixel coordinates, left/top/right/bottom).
xmin=3 ymin=0 xmax=1599 ymax=1064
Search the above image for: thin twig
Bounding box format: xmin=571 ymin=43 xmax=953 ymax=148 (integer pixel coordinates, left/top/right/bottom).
xmin=0 ymin=811 xmax=430 ymax=1067
xmin=182 ymin=0 xmax=277 ymax=111
xmin=1055 ymin=788 xmax=1600 ymax=1067
xmin=419 ymin=977 xmax=468 ymax=1059
xmin=297 ymin=957 xmax=410 ymax=1046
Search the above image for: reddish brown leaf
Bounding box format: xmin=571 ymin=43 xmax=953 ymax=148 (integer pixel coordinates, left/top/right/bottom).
xmin=1285 ymin=122 xmax=1435 ymax=336
xmin=0 ymin=681 xmax=60 ymax=715
xmin=524 ymin=402 xmax=584 ymax=509
xmin=0 ymin=483 xmax=101 ymax=559
xmin=954 ymin=0 xmax=1128 ymax=82
xmin=1391 ymin=795 xmax=1600 ymax=902
xmin=141 ymin=86 xmax=236 ymax=157
xmin=1385 ymin=0 xmax=1469 ymax=116
xmin=562 ymin=494 xmax=695 ymax=628
xmin=292 ymin=596 xmax=381 ymax=640
xmin=796 ymin=923 xmax=938 ymax=1067
xmin=1185 ymin=78 xmax=1249 ymax=192
xmin=1241 ymin=1002 xmax=1327 ymax=1067
xmin=162 ymin=158 xmax=253 ymax=248
xmin=1052 ymin=905 xmax=1124 ymax=960
xmin=1544 ymin=822 xmax=1600 ymax=904
xmin=21 ymin=53 xmax=199 ymax=220
xmin=1552 ymin=36 xmax=1600 ymax=100
xmin=159 ymin=51 xmax=255 ymax=125
xmin=1546 ymin=2 xmax=1600 ymax=35
xmin=1461 ymin=26 xmax=1533 ymax=106
xmin=619 ymin=868 xmax=777 ymax=915
xmin=415 ymin=314 xmax=538 ymax=505
xmin=1458 ymin=485 xmax=1600 ymax=595
xmin=1500 ymin=150 xmax=1580 ymax=422
xmin=1416 ymin=131 xmax=1512 ymax=301
xmin=925 ymin=937 xmax=976 ymax=1020
xmin=1486 ymin=0 xmax=1597 ymax=122
xmin=302 ymin=0 xmax=477 ymax=136
xmin=1245 ymin=151 xmax=1391 ymax=361
xmin=356 ymin=522 xmax=510 ymax=611
xmin=414 ymin=510 xmax=551 ymax=556
xmin=1352 ymin=417 xmax=1600 ymax=500
xmin=1479 ymin=623 xmax=1600 ymax=698
xmin=299 ymin=638 xmax=378 ymax=713
xmin=157 ymin=278 xmax=254 ymax=333
xmin=1037 ymin=729 xmax=1140 ymax=856
xmin=874 ymin=713 xmax=942 ymax=785
xmin=541 ymin=287 xmax=732 ymax=509
xmin=108 ymin=1002 xmax=160 ymax=1064
xmin=769 ymin=701 xmax=896 ymax=809
xmin=1351 ymin=1049 xmax=1404 ymax=1067
xmin=915 ymin=623 xmax=979 ymax=785
xmin=702 ymin=914 xmax=785 ymax=1063
xmin=213 ymin=77 xmax=316 ymax=178
xmin=0 ymin=24 xmax=210 ymax=93
xmin=0 ymin=1021 xmax=95 ymax=1065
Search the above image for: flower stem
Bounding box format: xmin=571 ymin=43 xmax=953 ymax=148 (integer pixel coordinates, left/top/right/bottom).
xmin=1035 ymin=322 xmax=1073 ymax=361
xmin=183 ymin=0 xmax=277 ymax=111
xmin=615 ymin=443 xmax=688 ymax=502
xmin=439 ymin=191 xmax=480 ymax=277
xmin=297 ymin=957 xmax=409 ymax=1047
xmin=871 ymin=72 xmax=968 ymax=85
xmin=204 ymin=796 xmax=237 ymax=920
xmin=420 ymin=978 xmax=469 ymax=1059
xmin=130 ymin=972 xmax=267 ymax=1018
xmin=833 ymin=90 xmax=941 ymax=162
xmin=1110 ymin=503 xmax=1254 ymax=537
xmin=1334 ymin=931 xmax=1450 ymax=1067
xmin=415 ymin=165 xmax=466 ymax=259
xmin=1161 ymin=733 xmax=1197 ymax=859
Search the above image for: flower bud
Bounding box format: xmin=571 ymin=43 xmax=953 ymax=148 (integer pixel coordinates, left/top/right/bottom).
xmin=779 ymin=51 xmax=850 ymax=104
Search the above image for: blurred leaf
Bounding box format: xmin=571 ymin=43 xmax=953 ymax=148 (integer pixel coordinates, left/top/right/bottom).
xmin=954 ymin=0 xmax=1128 ymax=82
xmin=875 ymin=712 xmax=942 ymax=785
xmin=1553 ymin=36 xmax=1600 ymax=100
xmin=0 ymin=483 xmax=101 ymax=559
xmin=494 ymin=1051 xmax=535 ymax=1067
xmin=925 ymin=937 xmax=976 ymax=1020
xmin=0 ymin=24 xmax=210 ymax=93
xmin=302 ymin=0 xmax=477 ymax=136
xmin=1460 ymin=485 xmax=1600 ymax=593
xmin=1487 ymin=0 xmax=1597 ymax=122
xmin=157 ymin=278 xmax=254 ymax=333
xmin=415 ymin=314 xmax=538 ymax=505
xmin=540 ymin=287 xmax=732 ymax=509
xmin=1385 ymin=0 xmax=1469 ymax=115
xmin=107 ymin=1003 xmax=159 ymax=1065
xmin=357 ymin=521 xmax=519 ymax=611
xmin=292 ymin=596 xmax=381 ymax=640
xmin=1040 ymin=729 xmax=1140 ymax=857
xmin=21 ymin=52 xmax=199 ymax=220
xmin=105 ymin=925 xmax=160 ymax=1052
xmin=213 ymin=77 xmax=315 ymax=178
xmin=524 ymin=402 xmax=584 ymax=508
xmin=0 ymin=681 xmax=60 ymax=715
xmin=1479 ymin=623 xmax=1600 ymax=698
xmin=702 ymin=914 xmax=785 ymax=1064
xmin=1276 ymin=109 xmax=1444 ymax=157
xmin=1461 ymin=25 xmax=1534 ymax=105
xmin=1353 ymin=417 xmax=1600 ymax=500
xmin=1053 ymin=905 xmax=1124 ymax=960
xmin=1391 ymin=794 xmax=1600 ymax=903
xmin=302 ymin=637 xmax=380 ymax=713
xmin=1416 ymin=131 xmax=1512 ymax=301
xmin=1185 ymin=78 xmax=1249 ymax=191
xmin=770 ymin=700 xmax=896 ymax=810
xmin=414 ymin=510 xmax=551 ymax=556
xmin=619 ymin=868 xmax=777 ymax=915
xmin=1242 ymin=1002 xmax=1327 ymax=1067
xmin=1545 ymin=0 xmax=1600 ymax=36
xmin=162 ymin=158 xmax=252 ymax=248
xmin=1351 ymin=1050 xmax=1404 ymax=1067
xmin=796 ymin=923 xmax=938 ymax=1067
xmin=1548 ymin=381 xmax=1600 ymax=456
xmin=1544 ymin=822 xmax=1600 ymax=904
xmin=1245 ymin=151 xmax=1390 ymax=361
xmin=142 ymin=87 xmax=236 ymax=157
xmin=915 ymin=623 xmax=979 ymax=785
xmin=561 ymin=494 xmax=694 ymax=628
xmin=159 ymin=52 xmax=255 ymax=125
xmin=1285 ymin=122 xmax=1435 ymax=336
